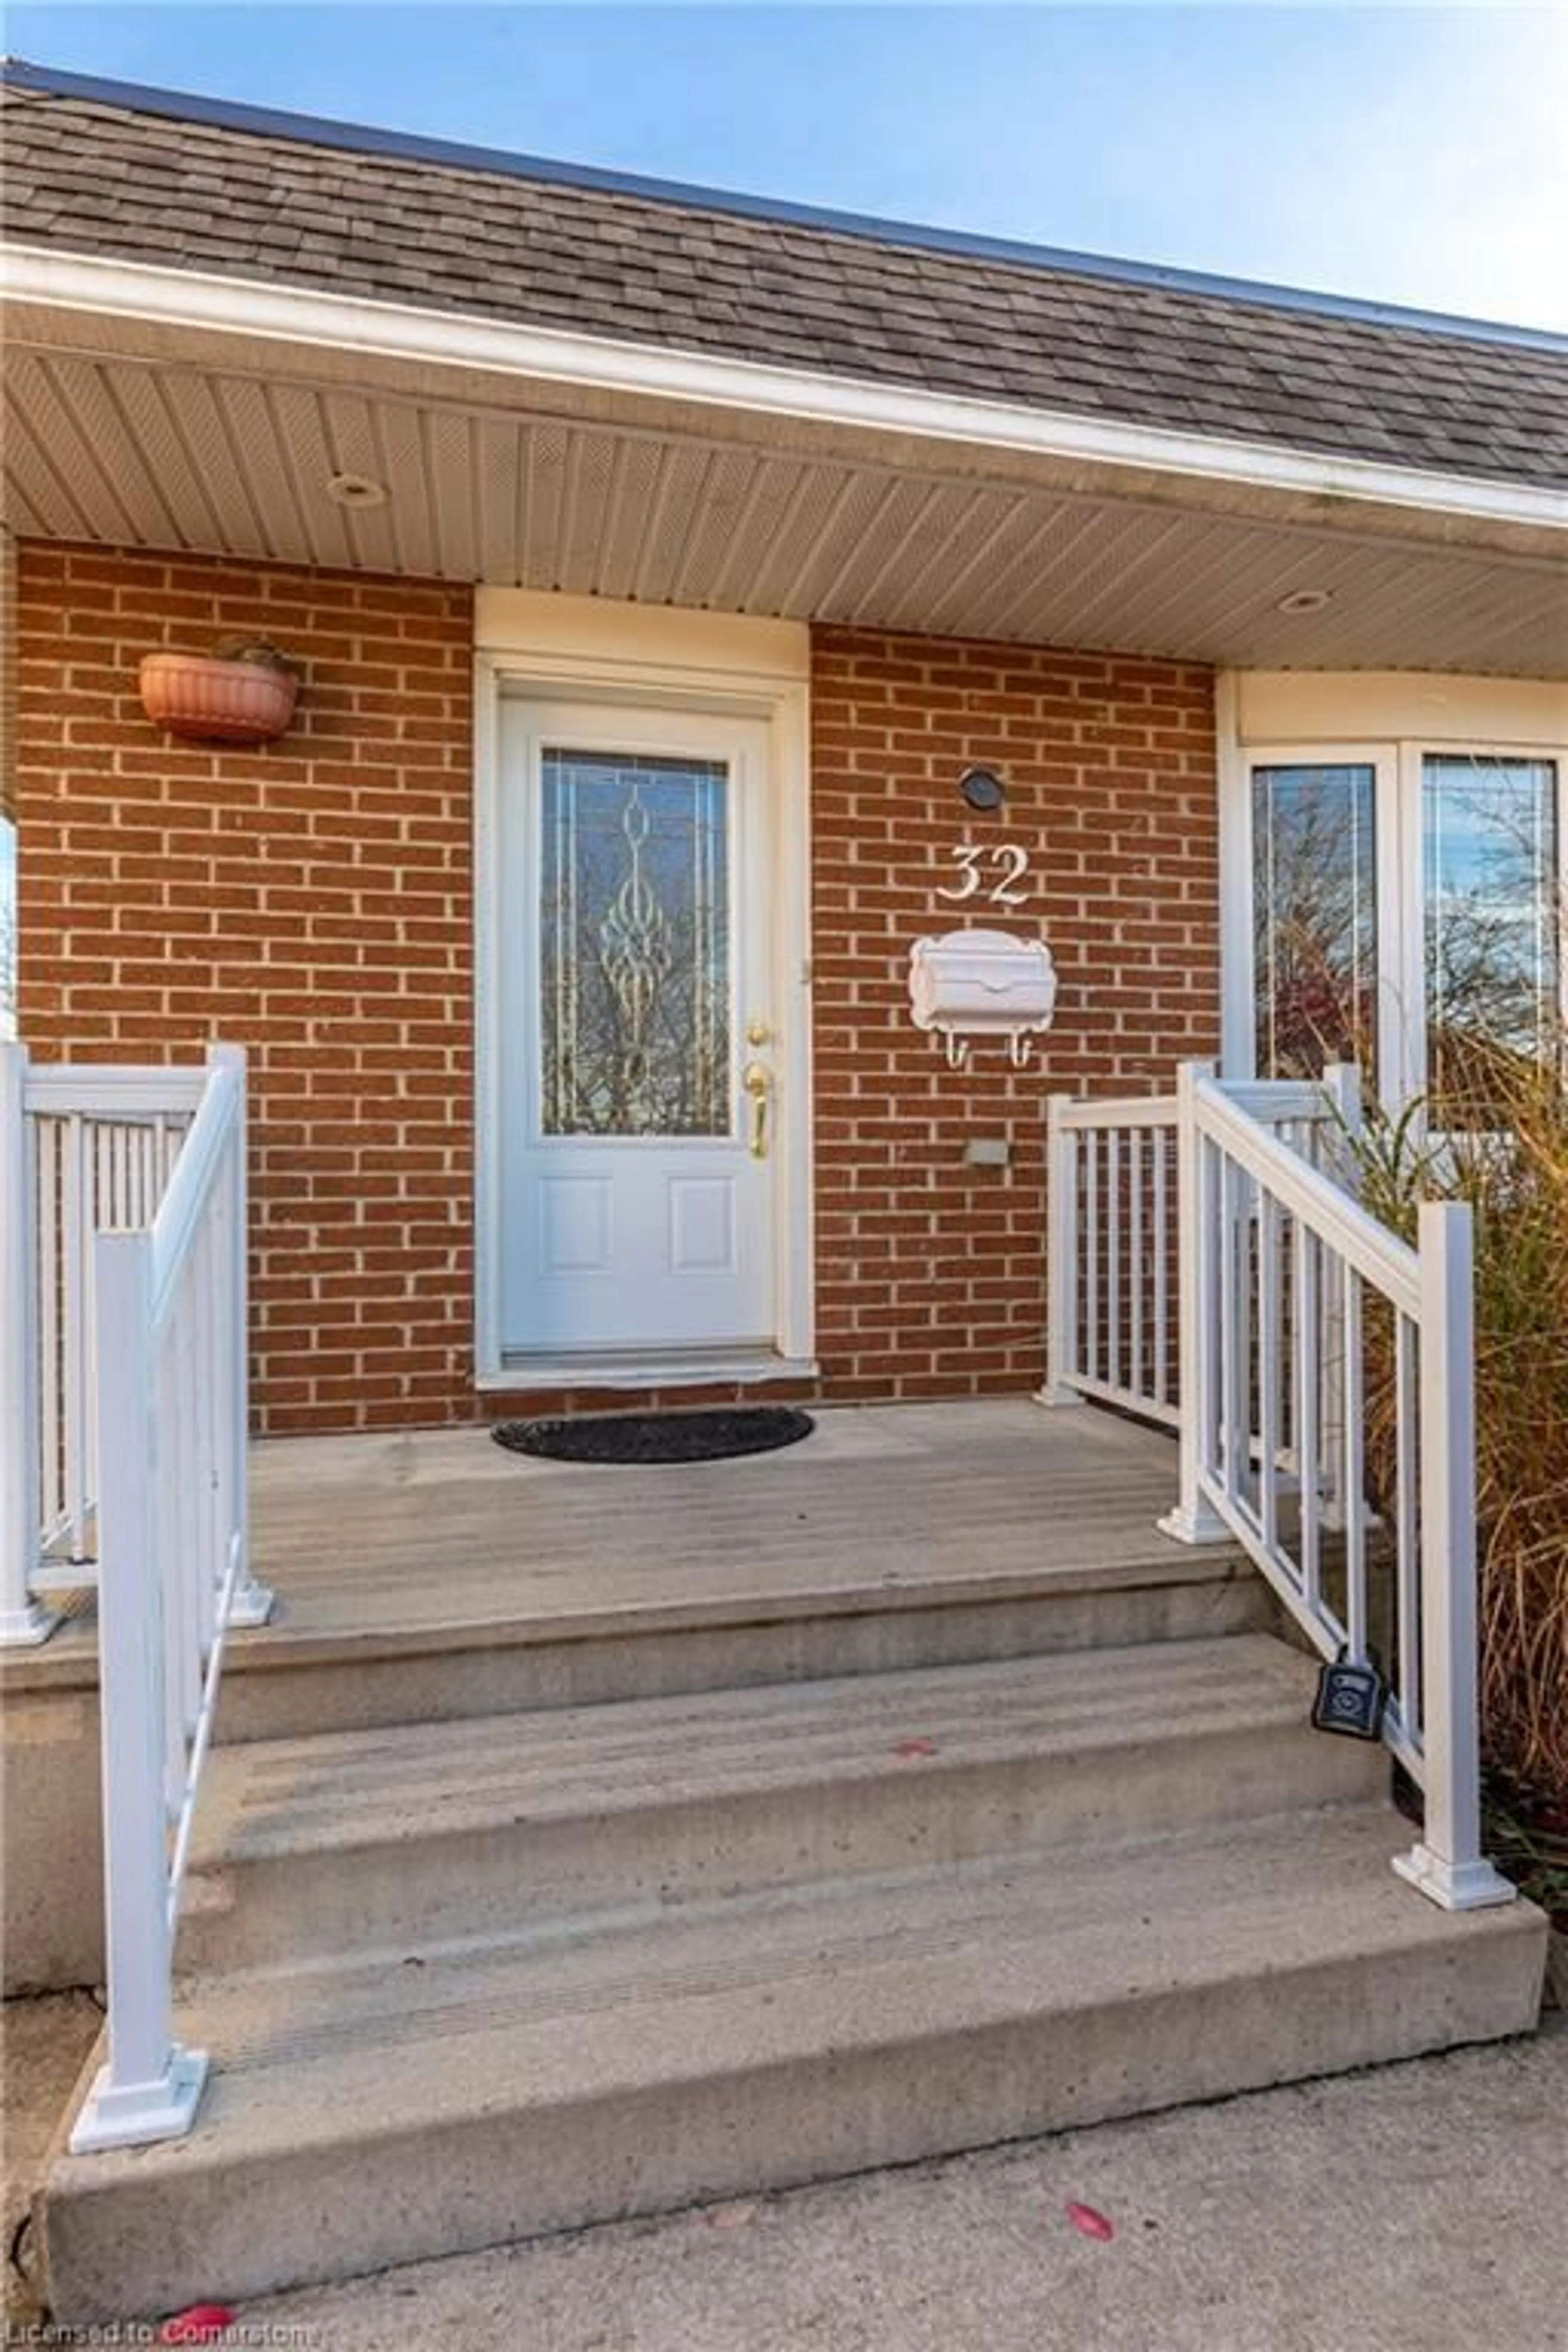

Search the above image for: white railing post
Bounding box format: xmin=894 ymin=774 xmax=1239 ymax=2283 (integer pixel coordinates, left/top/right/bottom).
xmin=1316 ymin=1063 xmax=1362 ymax=1530
xmin=1392 ymin=1200 xmax=1514 ymax=1911
xmin=0 ymin=1041 xmax=55 ymax=1644
xmin=69 ymin=1229 xmax=208 ymax=2152
xmin=1037 ymin=1094 xmax=1086 ymax=1408
xmin=210 ymin=1046 xmax=270 ymax=1630
xmin=1319 ymin=1062 xmax=1363 ymax=1181
xmin=1160 ymin=1060 xmax=1229 ymax=1544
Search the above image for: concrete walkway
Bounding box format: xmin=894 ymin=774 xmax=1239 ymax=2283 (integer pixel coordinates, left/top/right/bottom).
xmin=2 ymin=1991 xmax=101 ymax=2332
xmin=10 ymin=1997 xmax=1564 ymax=2351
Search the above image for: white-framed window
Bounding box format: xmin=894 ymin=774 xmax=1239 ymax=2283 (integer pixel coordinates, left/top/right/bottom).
xmin=1223 ymin=680 xmax=1568 ymax=1110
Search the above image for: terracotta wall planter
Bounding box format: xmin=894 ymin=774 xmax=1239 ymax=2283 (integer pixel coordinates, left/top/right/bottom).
xmin=139 ymin=652 xmax=299 ymax=744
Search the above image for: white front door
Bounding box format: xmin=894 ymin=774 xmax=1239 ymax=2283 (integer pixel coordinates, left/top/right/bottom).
xmin=497 ymin=699 xmax=780 ymax=1360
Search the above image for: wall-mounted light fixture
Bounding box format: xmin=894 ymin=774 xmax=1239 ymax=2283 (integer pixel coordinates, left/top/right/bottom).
xmin=959 ymin=766 xmax=1007 ymax=812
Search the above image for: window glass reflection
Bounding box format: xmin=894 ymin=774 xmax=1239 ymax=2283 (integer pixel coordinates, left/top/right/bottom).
xmin=1253 ymin=764 xmax=1378 ymax=1081
xmin=1424 ymin=755 xmax=1559 ymax=1106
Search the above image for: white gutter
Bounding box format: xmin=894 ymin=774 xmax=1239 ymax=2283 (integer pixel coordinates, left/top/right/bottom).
xmin=5 ymin=244 xmax=1567 ymax=537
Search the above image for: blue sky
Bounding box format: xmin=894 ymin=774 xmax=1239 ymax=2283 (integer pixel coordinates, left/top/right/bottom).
xmin=8 ymin=5 xmax=1568 ymax=330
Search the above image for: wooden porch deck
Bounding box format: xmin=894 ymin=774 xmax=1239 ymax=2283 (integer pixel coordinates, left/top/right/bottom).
xmin=243 ymin=1399 xmax=1196 ymax=1649
xmin=4 ymin=1403 xmax=1264 ymax=1713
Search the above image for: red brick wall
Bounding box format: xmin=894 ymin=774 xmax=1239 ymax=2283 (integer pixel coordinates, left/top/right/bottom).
xmin=16 ymin=543 xmax=477 ymax=1432
xmin=16 ymin=550 xmax=1221 ymax=1428
xmin=809 ymin=628 xmax=1220 ymax=1399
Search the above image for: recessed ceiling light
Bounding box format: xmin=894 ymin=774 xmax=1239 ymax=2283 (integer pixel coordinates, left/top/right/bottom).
xmin=325 ymin=472 xmax=389 ymax=510
xmin=1276 ymin=587 xmax=1333 ymax=615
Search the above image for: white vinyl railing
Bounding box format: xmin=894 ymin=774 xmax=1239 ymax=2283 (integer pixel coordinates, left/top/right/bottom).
xmin=9 ymin=1045 xmax=274 ymax=2152
xmin=1 ymin=1047 xmax=208 ymax=1642
xmin=1046 ymin=1057 xmax=1511 ymax=1915
xmin=1164 ymin=1061 xmax=1511 ymax=1911
xmin=1042 ymin=1069 xmax=1359 ymax=1429
xmin=1042 ymin=1090 xmax=1180 ymax=1425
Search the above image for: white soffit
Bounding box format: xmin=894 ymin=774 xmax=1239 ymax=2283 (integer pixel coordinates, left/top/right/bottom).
xmin=4 ymin=339 xmax=1566 ymax=677
xmin=7 ymin=248 xmax=1566 ymax=537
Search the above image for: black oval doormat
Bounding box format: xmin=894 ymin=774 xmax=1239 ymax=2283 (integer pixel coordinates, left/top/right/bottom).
xmin=492 ymin=1406 xmax=815 ymax=1466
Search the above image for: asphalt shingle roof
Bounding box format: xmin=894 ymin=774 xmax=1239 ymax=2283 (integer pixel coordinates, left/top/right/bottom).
xmin=4 ymin=67 xmax=1567 ymax=493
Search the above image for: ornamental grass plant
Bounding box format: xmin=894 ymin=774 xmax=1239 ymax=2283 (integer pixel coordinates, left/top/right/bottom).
xmin=1348 ymin=1036 xmax=1568 ymax=1873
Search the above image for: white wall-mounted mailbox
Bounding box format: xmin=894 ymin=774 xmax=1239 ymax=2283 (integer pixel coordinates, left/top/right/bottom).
xmin=908 ymin=927 xmax=1058 ymax=1067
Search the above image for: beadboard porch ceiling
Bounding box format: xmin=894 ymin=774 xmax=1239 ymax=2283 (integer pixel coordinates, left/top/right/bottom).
xmin=4 ymin=292 xmax=1566 ymax=677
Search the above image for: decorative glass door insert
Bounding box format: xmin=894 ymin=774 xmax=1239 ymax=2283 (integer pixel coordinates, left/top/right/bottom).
xmin=540 ymin=749 xmax=732 ymax=1138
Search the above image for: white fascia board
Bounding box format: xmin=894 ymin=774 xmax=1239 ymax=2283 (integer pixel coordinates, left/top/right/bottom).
xmin=5 ymin=243 xmax=1568 ymax=538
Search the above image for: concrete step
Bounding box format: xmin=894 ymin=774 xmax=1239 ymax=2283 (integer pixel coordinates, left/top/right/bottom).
xmin=46 ymin=1803 xmax=1547 ymax=2322
xmin=213 ymin=1542 xmax=1273 ymax=1744
xmin=179 ymin=1635 xmax=1384 ymax=1973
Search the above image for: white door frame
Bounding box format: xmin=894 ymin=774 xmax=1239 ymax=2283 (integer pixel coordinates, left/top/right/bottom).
xmin=472 ymin=597 xmax=813 ymax=1389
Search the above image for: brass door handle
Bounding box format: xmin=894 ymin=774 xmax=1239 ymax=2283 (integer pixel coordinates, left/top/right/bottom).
xmin=742 ymin=1061 xmax=772 ymax=1159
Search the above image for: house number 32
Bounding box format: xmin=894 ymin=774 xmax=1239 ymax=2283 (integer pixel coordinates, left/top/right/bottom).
xmin=936 ymin=842 xmax=1032 ymax=907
